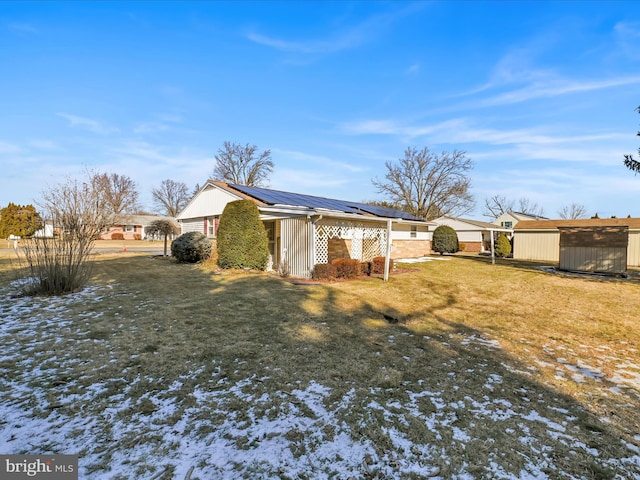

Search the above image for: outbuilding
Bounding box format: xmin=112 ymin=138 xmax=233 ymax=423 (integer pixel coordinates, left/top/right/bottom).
xmin=513 ymin=218 xmax=640 ymax=272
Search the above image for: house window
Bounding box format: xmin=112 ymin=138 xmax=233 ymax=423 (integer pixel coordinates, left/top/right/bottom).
xmin=208 ymin=216 xmax=219 ymax=236
xmin=125 ymin=225 xmax=135 ymax=232
xmin=410 ymin=225 xmax=417 ymax=238
xmin=502 ymin=221 xmax=513 ymax=229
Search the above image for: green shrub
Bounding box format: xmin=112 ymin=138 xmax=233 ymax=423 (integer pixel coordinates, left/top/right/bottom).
xmin=171 ymin=231 xmax=212 ymax=263
xmin=371 ymin=256 xmax=393 ymax=275
xmin=111 ymin=232 xmax=125 ymax=240
xmin=312 ymin=263 xmax=337 ymax=280
xmin=432 ymin=225 xmax=459 ymax=255
xmin=217 ymin=200 xmax=269 ymax=270
xmin=331 ymin=258 xmax=360 ymax=279
xmin=494 ymin=233 xmax=512 ymax=258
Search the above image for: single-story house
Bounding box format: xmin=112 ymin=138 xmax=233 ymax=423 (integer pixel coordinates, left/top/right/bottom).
xmin=494 ymin=211 xmax=547 ymax=230
xmin=431 ymin=216 xmax=513 ymax=253
xmin=99 ymin=215 xmax=179 ymax=240
xmin=513 ymin=218 xmax=640 ymax=269
xmin=177 ymin=181 xmax=436 ymax=278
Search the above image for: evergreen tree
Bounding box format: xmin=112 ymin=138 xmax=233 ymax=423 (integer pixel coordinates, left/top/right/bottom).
xmin=0 ymin=203 xmax=42 ymax=238
xmin=217 ymin=200 xmax=269 ymax=270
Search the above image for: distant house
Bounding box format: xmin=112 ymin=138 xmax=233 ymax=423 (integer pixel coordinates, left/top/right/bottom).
xmin=432 ymin=216 xmax=513 ymax=253
xmin=99 ymin=215 xmax=178 ymax=240
xmin=494 ymin=211 xmax=547 ymax=230
xmin=33 ymin=222 xmax=54 ymax=238
xmin=513 ymin=218 xmax=640 ymax=270
xmin=177 ymin=181 xmax=436 ymax=278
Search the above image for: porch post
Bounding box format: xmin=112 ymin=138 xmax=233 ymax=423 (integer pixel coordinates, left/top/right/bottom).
xmin=490 ymin=229 xmax=495 ymax=265
xmin=384 ymin=219 xmax=392 ymax=282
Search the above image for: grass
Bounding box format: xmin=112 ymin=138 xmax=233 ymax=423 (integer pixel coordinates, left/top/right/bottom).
xmin=0 ymin=250 xmax=638 ymax=479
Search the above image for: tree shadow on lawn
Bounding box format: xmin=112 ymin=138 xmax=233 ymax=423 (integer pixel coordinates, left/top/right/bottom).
xmin=457 ymin=253 xmax=640 ymax=284
xmin=4 ymin=255 xmax=638 ymax=479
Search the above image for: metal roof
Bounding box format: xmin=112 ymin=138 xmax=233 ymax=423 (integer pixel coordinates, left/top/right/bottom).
xmin=229 ymin=184 xmax=425 ymax=222
xmin=515 ymin=218 xmax=640 ymax=230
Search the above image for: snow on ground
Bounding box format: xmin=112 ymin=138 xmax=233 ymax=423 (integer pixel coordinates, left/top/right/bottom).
xmin=1 ymin=284 xmax=639 ymax=479
xmin=395 ymin=256 xmax=452 ymax=264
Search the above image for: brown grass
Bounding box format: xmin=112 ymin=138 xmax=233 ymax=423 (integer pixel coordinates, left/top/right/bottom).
xmin=1 ymin=251 xmax=638 ymax=478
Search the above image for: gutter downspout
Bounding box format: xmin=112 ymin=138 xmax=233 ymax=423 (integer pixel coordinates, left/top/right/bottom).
xmin=490 ymin=229 xmax=496 ymax=265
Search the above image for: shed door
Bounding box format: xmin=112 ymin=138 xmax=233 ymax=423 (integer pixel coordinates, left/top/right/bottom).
xmin=559 ymin=226 xmax=628 ymax=274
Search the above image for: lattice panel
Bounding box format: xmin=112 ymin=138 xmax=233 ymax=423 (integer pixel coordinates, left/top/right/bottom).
xmin=314 ymin=221 xmax=387 ymax=264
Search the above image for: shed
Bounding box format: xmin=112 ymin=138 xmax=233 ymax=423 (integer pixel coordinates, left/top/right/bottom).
xmin=559 ymin=226 xmax=628 ymax=274
xmin=514 ymin=218 xmax=640 ymax=268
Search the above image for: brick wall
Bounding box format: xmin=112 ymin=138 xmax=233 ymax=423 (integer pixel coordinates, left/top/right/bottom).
xmin=391 ymin=240 xmax=431 ymax=259
xmin=459 ymin=241 xmax=482 ymax=253
xmin=328 ymin=238 xmax=352 ymax=262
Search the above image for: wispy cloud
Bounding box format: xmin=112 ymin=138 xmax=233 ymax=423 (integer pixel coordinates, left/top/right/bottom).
xmin=405 ymin=63 xmax=420 ymax=75
xmin=273 ymin=148 xmax=366 ymax=173
xmin=476 ymin=75 xmax=640 ymax=107
xmin=7 ymin=22 xmax=38 ymax=34
xmin=0 ymin=140 xmax=23 ymax=154
xmin=614 ymin=21 xmax=640 ymax=60
xmin=133 ymin=115 xmax=183 ymax=135
xmin=339 ymin=118 xmax=467 ymax=138
xmin=57 ymin=113 xmax=119 ymax=135
xmin=246 ymin=3 xmax=423 ymax=55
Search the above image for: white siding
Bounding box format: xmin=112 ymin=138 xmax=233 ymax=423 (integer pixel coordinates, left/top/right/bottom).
xmin=513 ymin=231 xmax=560 ymax=262
xmin=180 ymin=218 xmax=204 ymax=235
xmin=177 ymin=185 xmax=240 ymax=220
xmin=280 ymin=217 xmax=312 ymax=278
xmin=560 ymin=246 xmax=627 ymax=274
xmin=391 ymin=223 xmax=430 ymax=240
xmin=629 ymin=230 xmax=640 ymax=267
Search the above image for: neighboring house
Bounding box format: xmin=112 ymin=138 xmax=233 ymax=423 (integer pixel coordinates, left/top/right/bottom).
xmin=494 ymin=211 xmax=547 ymax=231
xmin=177 ymin=181 xmax=436 ymax=278
xmin=431 ymin=216 xmax=513 ymax=253
xmin=513 ymin=218 xmax=640 ymax=268
xmin=99 ymin=215 xmax=179 ymax=240
xmin=33 ymin=223 xmax=54 ymax=238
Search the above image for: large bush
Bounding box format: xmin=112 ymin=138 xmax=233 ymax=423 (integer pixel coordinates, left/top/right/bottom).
xmin=494 ymin=232 xmax=512 ymax=258
xmin=432 ymin=225 xmax=459 ymax=255
xmin=217 ymin=200 xmax=269 ymax=270
xmin=171 ymin=231 xmax=212 ymax=263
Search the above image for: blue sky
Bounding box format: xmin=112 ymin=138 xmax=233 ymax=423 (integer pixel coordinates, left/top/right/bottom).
xmin=1 ymin=1 xmax=639 ymax=219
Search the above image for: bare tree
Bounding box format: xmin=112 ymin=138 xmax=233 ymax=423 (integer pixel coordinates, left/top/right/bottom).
xmin=372 ymin=147 xmax=474 ymax=220
xmin=91 ymin=171 xmax=140 ymax=217
xmin=482 ymin=195 xmax=515 ymax=219
xmin=212 ymin=141 xmax=274 ymax=187
xmin=19 ymin=174 xmax=119 ymax=295
xmin=151 ymin=179 xmax=190 ymax=217
xmin=624 ymin=105 xmax=640 ymax=173
xmin=558 ymin=203 xmax=587 ymax=219
xmin=517 ymin=198 xmax=545 ymax=217
xmin=483 ymin=195 xmax=545 ymax=219
xmin=145 ymin=219 xmax=180 ymax=257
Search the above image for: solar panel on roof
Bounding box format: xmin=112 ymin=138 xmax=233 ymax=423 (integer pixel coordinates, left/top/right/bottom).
xmin=230 ymin=184 xmax=424 ymax=221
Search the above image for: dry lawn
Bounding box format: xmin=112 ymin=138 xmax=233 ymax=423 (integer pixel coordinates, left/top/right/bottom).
xmin=0 ymin=251 xmax=638 ymax=479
